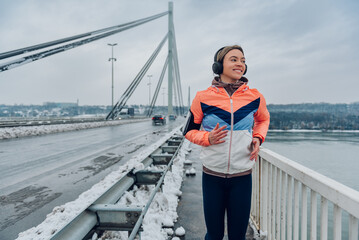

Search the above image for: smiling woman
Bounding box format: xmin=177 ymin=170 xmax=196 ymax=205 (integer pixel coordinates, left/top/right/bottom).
xmin=183 ymin=45 xmax=270 ymax=239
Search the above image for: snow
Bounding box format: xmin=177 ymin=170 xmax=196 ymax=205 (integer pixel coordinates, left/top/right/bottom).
xmin=174 ymin=226 xmax=185 ymax=236
xmin=0 ymin=118 xmax=147 ymax=140
xmin=184 ymin=159 xmax=193 ymax=165
xmin=185 ymin=167 xmax=196 ymax=176
xmin=189 ymin=167 xmax=196 ymax=175
xmin=15 ymin=126 xmax=192 ymax=240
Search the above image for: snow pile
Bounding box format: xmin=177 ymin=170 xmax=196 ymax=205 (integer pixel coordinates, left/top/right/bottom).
xmin=185 ymin=167 xmax=196 ymax=176
xmin=0 ymin=118 xmax=147 ymax=140
xmin=96 ymin=138 xmax=191 ymax=240
xmin=16 ymin=127 xmax=191 ymax=240
xmin=174 ymin=226 xmax=186 ymax=236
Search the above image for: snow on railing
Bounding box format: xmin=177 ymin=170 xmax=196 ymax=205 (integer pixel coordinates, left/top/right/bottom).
xmin=251 ymin=148 xmax=359 ymax=240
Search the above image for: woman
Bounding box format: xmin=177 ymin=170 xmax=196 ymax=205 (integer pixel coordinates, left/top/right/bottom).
xmin=183 ymin=45 xmax=270 ymax=240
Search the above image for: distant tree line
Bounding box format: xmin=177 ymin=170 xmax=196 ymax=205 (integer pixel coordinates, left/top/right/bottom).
xmin=0 ymin=104 xmax=112 ymax=117
xmin=0 ymin=104 xmax=188 ymax=118
xmin=268 ymin=102 xmax=359 ymax=130
xmin=269 ymin=112 xmax=359 ymax=130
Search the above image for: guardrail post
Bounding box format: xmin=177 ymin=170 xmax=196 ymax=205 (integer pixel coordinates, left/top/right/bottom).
xmin=151 ymin=153 xmax=173 ymax=165
xmin=88 ymin=205 xmax=143 ymax=231
xmin=135 ymin=170 xmax=163 ymax=185
xmin=161 ymin=145 xmax=178 ymax=154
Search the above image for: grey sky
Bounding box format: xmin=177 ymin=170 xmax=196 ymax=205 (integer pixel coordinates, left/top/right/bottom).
xmin=0 ymin=0 xmax=358 ymax=106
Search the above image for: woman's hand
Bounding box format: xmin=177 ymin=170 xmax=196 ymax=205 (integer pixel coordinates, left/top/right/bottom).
xmin=208 ymin=123 xmax=228 ymax=145
xmin=250 ymin=137 xmax=261 ymax=161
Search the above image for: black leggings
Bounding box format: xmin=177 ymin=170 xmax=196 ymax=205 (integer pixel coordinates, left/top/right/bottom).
xmin=202 ymin=172 xmax=252 ymax=240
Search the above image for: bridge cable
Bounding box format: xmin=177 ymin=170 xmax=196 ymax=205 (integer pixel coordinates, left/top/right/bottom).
xmin=170 ymin=22 xmax=183 ymax=114
xmin=0 ymin=12 xmax=168 ymax=61
xmin=174 ymin=51 xmax=184 ymax=115
xmin=147 ymin=55 xmax=169 ymax=117
xmin=106 ymin=33 xmax=168 ymax=120
xmin=147 ymin=57 xmax=168 ymax=117
xmin=0 ymin=12 xmax=168 ymax=72
xmin=172 ymin=65 xmax=179 ymax=115
xmin=171 ymin=23 xmax=185 ymax=115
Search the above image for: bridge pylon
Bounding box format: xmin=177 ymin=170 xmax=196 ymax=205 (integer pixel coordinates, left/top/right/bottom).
xmin=168 ymin=1 xmax=174 ymax=116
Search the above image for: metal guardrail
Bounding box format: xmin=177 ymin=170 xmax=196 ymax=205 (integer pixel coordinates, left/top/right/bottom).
xmin=50 ymin=130 xmax=184 ymax=240
xmin=0 ymin=116 xmax=148 ymax=128
xmin=0 ymin=117 xmax=105 ymax=128
xmin=251 ymin=148 xmax=359 ymax=240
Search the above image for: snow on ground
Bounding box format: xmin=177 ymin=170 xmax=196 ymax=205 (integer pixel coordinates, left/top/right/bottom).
xmin=0 ymin=118 xmax=147 ymax=140
xmin=16 ymin=126 xmax=191 ymax=240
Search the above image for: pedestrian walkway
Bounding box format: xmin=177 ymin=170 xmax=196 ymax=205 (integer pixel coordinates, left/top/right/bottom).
xmin=175 ymin=142 xmax=255 ymax=240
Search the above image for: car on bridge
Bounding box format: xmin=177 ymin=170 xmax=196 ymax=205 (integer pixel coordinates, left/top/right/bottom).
xmin=169 ymin=114 xmax=177 ymax=120
xmin=152 ymin=115 xmax=166 ymax=125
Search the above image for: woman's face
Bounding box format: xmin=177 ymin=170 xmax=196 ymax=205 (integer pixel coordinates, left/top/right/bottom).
xmin=221 ymin=49 xmax=246 ymax=83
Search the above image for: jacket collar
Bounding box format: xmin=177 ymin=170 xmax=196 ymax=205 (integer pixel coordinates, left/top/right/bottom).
xmin=210 ymin=76 xmax=249 ymax=95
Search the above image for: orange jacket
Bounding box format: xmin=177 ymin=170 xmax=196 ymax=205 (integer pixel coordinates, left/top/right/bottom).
xmin=184 ymin=83 xmax=270 ymax=174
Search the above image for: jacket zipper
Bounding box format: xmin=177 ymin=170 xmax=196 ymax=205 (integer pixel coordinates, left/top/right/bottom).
xmin=227 ymin=97 xmax=234 ymax=174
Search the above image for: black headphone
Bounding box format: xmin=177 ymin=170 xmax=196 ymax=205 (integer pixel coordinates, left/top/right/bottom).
xmin=212 ymin=47 xmax=247 ymax=75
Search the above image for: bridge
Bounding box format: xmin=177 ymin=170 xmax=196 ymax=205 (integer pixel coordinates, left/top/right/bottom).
xmin=0 ymin=2 xmax=184 ymax=120
xmin=1 ymin=2 xmax=359 ymax=240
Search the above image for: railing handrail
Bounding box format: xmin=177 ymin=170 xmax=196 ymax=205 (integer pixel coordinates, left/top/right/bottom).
xmin=259 ymin=148 xmax=359 ymax=219
xmin=251 ymin=147 xmax=359 ymax=240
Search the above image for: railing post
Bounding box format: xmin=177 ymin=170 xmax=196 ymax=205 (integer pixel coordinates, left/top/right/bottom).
xmin=267 ymin=162 xmax=273 ymax=239
xmin=310 ymin=189 xmax=317 ymax=240
xmin=349 ymin=214 xmax=358 ymax=240
xmin=293 ymin=179 xmax=300 ymax=240
xmin=257 ymin=157 xmax=261 ymax=227
xmin=287 ymin=175 xmax=293 ymax=240
xmin=333 ymin=204 xmax=342 ymax=240
xmin=271 ymin=164 xmax=276 ymax=239
xmin=320 ymin=196 xmax=328 ymax=240
xmin=281 ymin=171 xmax=287 ymax=240
xmin=276 ymin=168 xmax=281 ymax=240
xmin=301 ymin=185 xmax=308 ymax=240
xmin=261 ymin=158 xmax=268 ymax=233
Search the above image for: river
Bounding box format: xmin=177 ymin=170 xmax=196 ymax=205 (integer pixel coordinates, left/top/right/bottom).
xmin=262 ymin=130 xmax=359 ymax=192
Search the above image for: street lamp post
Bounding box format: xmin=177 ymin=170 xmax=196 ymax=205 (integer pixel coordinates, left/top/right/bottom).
xmin=108 ymin=43 xmax=117 ymax=109
xmin=147 ymin=74 xmax=152 ymax=106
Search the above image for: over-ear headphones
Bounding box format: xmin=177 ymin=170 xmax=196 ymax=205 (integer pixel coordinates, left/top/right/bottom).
xmin=212 ymin=47 xmax=247 ymax=75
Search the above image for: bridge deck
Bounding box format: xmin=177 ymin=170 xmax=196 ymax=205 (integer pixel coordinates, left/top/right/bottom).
xmin=175 ymin=142 xmax=255 ymax=240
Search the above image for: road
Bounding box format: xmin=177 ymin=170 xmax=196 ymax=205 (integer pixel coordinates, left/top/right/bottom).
xmin=0 ymin=119 xmax=183 ymax=240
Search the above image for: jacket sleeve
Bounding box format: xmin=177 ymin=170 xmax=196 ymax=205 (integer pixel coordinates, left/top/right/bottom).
xmin=253 ymin=93 xmax=270 ymax=143
xmin=183 ymin=92 xmax=211 ymax=146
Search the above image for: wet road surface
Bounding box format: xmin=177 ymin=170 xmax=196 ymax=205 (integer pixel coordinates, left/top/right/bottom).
xmin=0 ymin=119 xmax=182 ymax=240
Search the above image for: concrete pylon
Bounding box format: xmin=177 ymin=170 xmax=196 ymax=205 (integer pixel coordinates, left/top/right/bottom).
xmin=168 ymin=1 xmax=174 ymax=115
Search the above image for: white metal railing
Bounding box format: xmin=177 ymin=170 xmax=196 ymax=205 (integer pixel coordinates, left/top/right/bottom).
xmin=251 ymin=148 xmax=359 ymax=240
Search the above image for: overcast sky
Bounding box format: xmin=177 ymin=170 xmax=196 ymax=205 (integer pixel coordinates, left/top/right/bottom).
xmin=0 ymin=0 xmax=358 ymax=106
